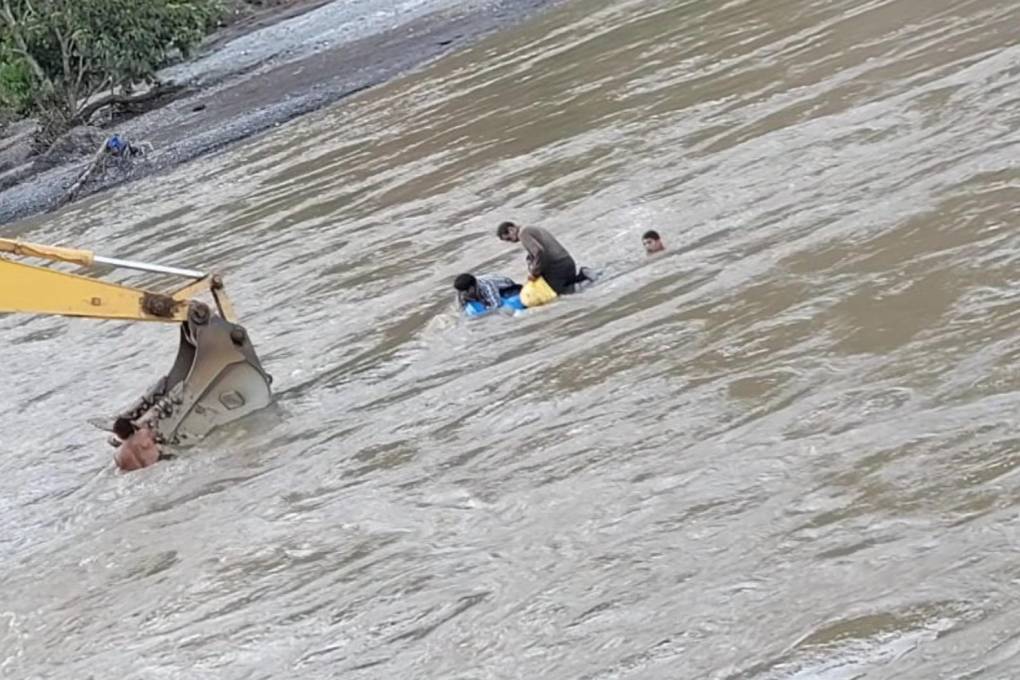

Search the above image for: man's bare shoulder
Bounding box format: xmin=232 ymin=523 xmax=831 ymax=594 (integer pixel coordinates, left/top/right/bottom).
xmin=114 ymin=443 xmax=142 ymax=471
xmin=113 ymin=428 xmax=161 ymax=471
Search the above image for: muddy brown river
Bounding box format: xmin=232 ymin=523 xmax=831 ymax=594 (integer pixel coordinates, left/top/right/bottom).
xmin=4 ymin=0 xmax=1020 ymax=677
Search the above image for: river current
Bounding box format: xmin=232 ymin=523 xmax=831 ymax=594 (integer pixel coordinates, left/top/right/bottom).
xmin=4 ymin=1 xmax=1020 ymax=678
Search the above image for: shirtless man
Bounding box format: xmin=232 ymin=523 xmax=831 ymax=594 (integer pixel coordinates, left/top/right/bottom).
xmin=642 ymin=230 xmax=666 ymax=255
xmin=112 ymin=418 xmax=164 ymax=471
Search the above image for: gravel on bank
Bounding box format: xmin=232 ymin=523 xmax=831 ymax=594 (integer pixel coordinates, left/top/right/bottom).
xmin=0 ymin=0 xmax=556 ymax=227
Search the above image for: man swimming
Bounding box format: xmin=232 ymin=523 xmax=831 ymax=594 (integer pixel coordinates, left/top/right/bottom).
xmin=496 ymin=221 xmax=584 ymax=295
xmin=454 ymin=273 xmax=522 ymax=312
xmin=642 ymin=229 xmax=665 ymax=255
xmin=112 ymin=418 xmax=169 ymax=471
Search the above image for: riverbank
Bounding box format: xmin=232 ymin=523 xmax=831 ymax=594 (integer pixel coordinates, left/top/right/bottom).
xmin=0 ymin=0 xmax=556 ymax=226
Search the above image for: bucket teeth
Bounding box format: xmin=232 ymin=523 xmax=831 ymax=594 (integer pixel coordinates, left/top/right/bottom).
xmin=117 ymin=304 xmax=272 ymax=446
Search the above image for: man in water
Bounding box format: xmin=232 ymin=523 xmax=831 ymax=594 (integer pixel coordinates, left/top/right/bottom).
xmin=496 ymin=221 xmax=585 ymax=295
xmin=642 ymin=229 xmax=665 ymax=255
xmin=112 ymin=418 xmax=166 ymax=471
xmin=454 ymin=273 xmax=522 ymax=312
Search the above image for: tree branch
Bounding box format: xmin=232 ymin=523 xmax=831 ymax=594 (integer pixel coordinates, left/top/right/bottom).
xmin=80 ymin=74 xmax=111 ymax=113
xmin=74 ymin=50 xmax=86 ymax=91
xmin=0 ymin=0 xmax=48 ymax=85
xmin=59 ymin=137 xmax=109 ymax=207
xmin=73 ymin=82 xmax=184 ymax=125
xmin=53 ymin=23 xmax=75 ymax=112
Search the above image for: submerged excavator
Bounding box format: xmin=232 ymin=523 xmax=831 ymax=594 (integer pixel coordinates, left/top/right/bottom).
xmin=0 ymin=237 xmax=273 ymax=447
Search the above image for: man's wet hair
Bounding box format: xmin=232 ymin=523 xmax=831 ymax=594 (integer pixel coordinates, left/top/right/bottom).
xmin=454 ymin=274 xmax=477 ymax=291
xmin=113 ymin=417 xmax=136 ymax=440
xmin=642 ymin=230 xmax=661 ymax=241
xmin=496 ymin=221 xmax=517 ymax=239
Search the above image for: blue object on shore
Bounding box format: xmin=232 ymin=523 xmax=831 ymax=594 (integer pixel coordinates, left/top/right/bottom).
xmin=464 ymin=292 xmax=526 ymax=317
xmin=106 ymin=135 xmax=125 ymax=153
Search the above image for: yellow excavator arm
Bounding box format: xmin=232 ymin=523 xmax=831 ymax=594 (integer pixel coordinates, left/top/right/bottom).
xmin=0 ymin=237 xmax=272 ymax=447
xmin=0 ymin=237 xmax=236 ymax=322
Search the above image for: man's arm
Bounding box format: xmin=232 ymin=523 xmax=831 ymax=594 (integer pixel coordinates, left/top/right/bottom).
xmin=519 ymin=228 xmax=545 ymax=277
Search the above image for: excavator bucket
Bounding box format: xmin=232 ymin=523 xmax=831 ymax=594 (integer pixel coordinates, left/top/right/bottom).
xmin=119 ymin=301 xmax=273 ymax=446
xmin=0 ymin=237 xmax=273 ymax=447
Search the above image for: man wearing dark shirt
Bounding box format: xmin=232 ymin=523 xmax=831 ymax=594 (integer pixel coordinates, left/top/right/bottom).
xmin=496 ymin=221 xmax=582 ymax=294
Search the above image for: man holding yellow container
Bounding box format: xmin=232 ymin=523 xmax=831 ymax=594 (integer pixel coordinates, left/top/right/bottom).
xmin=496 ymin=221 xmax=593 ymax=307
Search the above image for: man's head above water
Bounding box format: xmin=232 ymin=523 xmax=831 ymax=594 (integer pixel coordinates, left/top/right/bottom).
xmin=454 ymin=273 xmax=477 ymax=294
xmin=113 ymin=417 xmax=136 ymax=441
xmin=642 ymin=229 xmax=665 ymax=255
xmin=496 ymin=221 xmax=521 ymax=242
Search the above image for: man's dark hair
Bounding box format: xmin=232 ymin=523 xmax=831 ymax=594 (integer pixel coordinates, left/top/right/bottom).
xmin=496 ymin=221 xmax=517 ymax=238
xmin=454 ymin=273 xmax=477 ymax=291
xmin=642 ymin=230 xmax=661 ymax=241
xmin=113 ymin=417 xmax=136 ymax=440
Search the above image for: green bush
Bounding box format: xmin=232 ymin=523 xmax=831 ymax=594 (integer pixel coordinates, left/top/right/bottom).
xmin=0 ymin=0 xmax=223 ymax=131
xmin=0 ymin=55 xmax=32 ymax=114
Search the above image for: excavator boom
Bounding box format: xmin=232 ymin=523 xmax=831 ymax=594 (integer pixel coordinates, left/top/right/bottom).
xmin=0 ymin=257 xmax=193 ymax=321
xmin=0 ymin=237 xmax=273 ymax=446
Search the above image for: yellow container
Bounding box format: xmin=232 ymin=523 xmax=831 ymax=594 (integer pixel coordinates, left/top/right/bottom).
xmin=520 ymin=277 xmax=558 ymax=308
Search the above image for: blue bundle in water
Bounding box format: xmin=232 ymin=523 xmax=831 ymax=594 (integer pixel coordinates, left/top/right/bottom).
xmin=464 ymin=292 xmax=527 ymax=317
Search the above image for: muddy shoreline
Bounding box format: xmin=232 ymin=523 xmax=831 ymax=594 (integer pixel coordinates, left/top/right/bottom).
xmin=0 ymin=0 xmax=556 ymax=227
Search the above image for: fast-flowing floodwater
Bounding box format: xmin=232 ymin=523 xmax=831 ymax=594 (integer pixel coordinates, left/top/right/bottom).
xmin=4 ymin=0 xmax=1020 ymax=677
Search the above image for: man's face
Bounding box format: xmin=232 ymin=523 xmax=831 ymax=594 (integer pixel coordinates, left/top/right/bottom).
xmin=500 ymin=226 xmax=520 ymax=243
xmin=113 ymin=418 xmax=136 ymax=441
xmin=643 ymin=237 xmax=663 ymax=254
